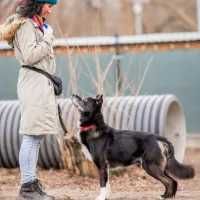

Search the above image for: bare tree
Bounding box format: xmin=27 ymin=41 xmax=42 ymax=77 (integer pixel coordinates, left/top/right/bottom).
xmin=0 ymin=0 xmax=197 ymax=35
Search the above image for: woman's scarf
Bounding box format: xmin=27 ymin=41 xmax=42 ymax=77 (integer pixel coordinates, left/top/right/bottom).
xmin=31 ymin=15 xmax=45 ymax=33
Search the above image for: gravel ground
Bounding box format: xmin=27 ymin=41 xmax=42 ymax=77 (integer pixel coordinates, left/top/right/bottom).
xmin=0 ymin=148 xmax=199 ymax=200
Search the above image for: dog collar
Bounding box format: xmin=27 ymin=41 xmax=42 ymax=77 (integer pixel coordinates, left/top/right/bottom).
xmin=80 ymin=125 xmax=96 ymax=132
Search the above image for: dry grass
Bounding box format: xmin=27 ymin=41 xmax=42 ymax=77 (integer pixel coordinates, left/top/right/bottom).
xmin=0 ymin=148 xmax=199 ymax=200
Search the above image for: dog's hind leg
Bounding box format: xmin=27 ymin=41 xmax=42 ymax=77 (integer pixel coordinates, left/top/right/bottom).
xmin=142 ymin=161 xmax=175 ymax=199
xmin=164 ymin=171 xmax=178 ymax=197
xmin=96 ymin=164 xmax=110 ymax=200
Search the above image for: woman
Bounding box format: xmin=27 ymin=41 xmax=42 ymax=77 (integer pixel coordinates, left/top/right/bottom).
xmin=12 ymin=0 xmax=59 ymax=199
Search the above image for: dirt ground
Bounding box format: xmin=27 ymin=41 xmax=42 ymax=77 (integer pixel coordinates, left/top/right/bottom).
xmin=0 ymin=148 xmax=199 ymax=200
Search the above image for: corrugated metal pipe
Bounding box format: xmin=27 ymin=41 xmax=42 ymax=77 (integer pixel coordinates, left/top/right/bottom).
xmin=0 ymin=95 xmax=186 ymax=169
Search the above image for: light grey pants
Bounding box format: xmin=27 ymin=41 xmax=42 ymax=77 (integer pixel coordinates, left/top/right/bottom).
xmin=19 ymin=135 xmax=44 ymax=184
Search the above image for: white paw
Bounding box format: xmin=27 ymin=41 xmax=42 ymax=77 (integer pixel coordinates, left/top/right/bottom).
xmin=95 ymin=187 xmax=107 ymax=200
xmin=95 ymin=195 xmax=106 ymax=200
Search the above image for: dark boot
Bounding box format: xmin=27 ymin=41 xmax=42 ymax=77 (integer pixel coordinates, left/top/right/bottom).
xmin=17 ymin=179 xmax=55 ymax=200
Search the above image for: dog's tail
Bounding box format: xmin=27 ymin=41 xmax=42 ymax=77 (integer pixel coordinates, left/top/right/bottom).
xmin=155 ymin=135 xmax=195 ymax=179
xmin=166 ymin=156 xmax=195 ymax=179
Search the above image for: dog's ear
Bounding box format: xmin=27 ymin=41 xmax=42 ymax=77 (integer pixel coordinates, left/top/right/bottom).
xmin=71 ymin=94 xmax=84 ymax=111
xmin=96 ymin=94 xmax=103 ymax=105
xmin=71 ymin=94 xmax=82 ymax=102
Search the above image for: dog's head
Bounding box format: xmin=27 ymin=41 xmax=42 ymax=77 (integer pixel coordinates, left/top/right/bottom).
xmin=71 ymin=94 xmax=103 ymax=125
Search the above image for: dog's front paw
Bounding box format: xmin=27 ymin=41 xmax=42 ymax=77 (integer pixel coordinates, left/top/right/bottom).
xmin=95 ymin=187 xmax=108 ymax=200
xmin=95 ymin=195 xmax=106 ymax=200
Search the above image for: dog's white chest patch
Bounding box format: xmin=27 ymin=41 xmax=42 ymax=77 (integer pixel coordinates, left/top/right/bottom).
xmin=90 ymin=131 xmax=100 ymax=139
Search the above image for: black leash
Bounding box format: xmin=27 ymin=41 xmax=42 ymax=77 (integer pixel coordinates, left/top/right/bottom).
xmin=22 ymin=65 xmax=68 ymax=135
xmin=57 ymin=104 xmax=68 ymax=135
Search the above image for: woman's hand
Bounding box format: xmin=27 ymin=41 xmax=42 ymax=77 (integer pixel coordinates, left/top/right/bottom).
xmin=43 ymin=24 xmax=54 ymax=45
xmin=43 ymin=24 xmax=53 ymax=35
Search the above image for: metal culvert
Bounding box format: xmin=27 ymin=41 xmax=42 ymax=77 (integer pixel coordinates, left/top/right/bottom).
xmin=0 ymin=101 xmax=62 ymax=169
xmin=0 ymin=95 xmax=186 ymax=169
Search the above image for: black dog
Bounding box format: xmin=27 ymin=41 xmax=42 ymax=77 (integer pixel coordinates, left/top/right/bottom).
xmin=72 ymin=94 xmax=195 ymax=200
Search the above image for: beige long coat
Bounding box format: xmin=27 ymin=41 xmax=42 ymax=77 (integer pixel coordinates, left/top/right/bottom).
xmin=13 ymin=19 xmax=60 ymax=135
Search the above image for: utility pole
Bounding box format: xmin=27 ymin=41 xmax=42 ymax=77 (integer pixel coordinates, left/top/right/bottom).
xmin=131 ymin=0 xmax=150 ymax=34
xmin=114 ymin=34 xmax=122 ymax=95
xmin=197 ymin=0 xmax=200 ymax=31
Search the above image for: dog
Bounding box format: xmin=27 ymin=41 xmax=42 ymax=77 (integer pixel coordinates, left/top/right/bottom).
xmin=71 ymin=94 xmax=195 ymax=200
